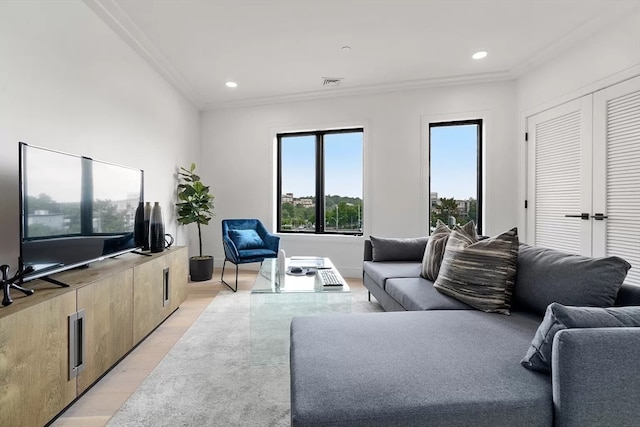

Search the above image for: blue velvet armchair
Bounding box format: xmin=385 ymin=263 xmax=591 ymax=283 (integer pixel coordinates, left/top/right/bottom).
xmin=221 ymin=219 xmax=280 ymax=292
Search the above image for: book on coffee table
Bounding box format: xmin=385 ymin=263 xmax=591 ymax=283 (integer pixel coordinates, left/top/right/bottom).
xmin=288 ymin=256 xmax=325 ymax=268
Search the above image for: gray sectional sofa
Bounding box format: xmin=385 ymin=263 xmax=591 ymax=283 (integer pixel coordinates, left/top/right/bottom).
xmin=290 ymin=238 xmax=640 ymax=426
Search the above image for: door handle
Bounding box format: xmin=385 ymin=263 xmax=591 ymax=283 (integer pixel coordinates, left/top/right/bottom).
xmin=564 ymin=213 xmax=589 ymax=220
xmin=591 ymin=213 xmax=608 ymax=220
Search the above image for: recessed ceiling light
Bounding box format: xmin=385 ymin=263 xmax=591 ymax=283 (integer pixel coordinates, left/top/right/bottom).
xmin=225 ymin=81 xmax=238 ymax=88
xmin=341 ymin=46 xmax=351 ymax=53
xmin=472 ymin=51 xmax=488 ymax=60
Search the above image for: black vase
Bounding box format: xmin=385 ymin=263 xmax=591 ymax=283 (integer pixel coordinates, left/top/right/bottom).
xmin=133 ymin=202 xmax=145 ymax=248
xmin=143 ymin=202 xmax=152 ymax=250
xmin=149 ymin=202 xmax=165 ymax=253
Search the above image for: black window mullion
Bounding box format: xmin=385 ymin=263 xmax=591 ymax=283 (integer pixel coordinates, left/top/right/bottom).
xmin=315 ymin=133 xmax=324 ymax=233
xmin=276 ymin=135 xmax=283 ymax=232
xmin=476 ymin=120 xmax=483 ymax=235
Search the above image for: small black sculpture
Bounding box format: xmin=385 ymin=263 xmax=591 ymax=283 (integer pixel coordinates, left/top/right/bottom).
xmin=1 ymin=264 xmax=35 ymax=307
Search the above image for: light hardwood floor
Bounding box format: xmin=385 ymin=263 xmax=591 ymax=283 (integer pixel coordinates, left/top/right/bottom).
xmin=50 ymin=268 xmax=367 ymax=427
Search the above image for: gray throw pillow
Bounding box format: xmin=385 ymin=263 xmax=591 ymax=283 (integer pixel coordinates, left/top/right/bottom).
xmin=434 ymin=227 xmax=519 ymax=315
xmin=522 ymin=303 xmax=640 ymax=374
xmin=420 ymin=220 xmax=476 ymax=281
xmin=513 ymin=244 xmax=631 ymax=316
xmin=370 ymin=236 xmax=429 ymax=262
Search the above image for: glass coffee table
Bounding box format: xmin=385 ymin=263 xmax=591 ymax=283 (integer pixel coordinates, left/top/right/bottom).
xmin=250 ymin=257 xmax=351 ymax=365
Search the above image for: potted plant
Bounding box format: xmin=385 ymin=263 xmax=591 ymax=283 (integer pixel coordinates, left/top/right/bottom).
xmin=177 ymin=163 xmax=215 ymax=281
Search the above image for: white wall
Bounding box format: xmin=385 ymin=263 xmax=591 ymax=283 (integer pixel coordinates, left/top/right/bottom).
xmin=201 ymin=81 xmax=518 ymax=277
xmin=0 ymin=1 xmax=200 ymax=271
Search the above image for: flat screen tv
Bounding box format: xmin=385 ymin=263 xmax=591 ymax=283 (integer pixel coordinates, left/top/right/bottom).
xmin=19 ymin=142 xmax=144 ymax=283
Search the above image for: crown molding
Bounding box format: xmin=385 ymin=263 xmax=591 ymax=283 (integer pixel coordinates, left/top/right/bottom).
xmin=83 ymin=0 xmax=203 ymax=109
xmin=203 ymin=71 xmax=515 ymax=111
xmin=509 ymin=3 xmax=638 ymax=78
xmin=85 ymin=0 xmax=636 ymax=113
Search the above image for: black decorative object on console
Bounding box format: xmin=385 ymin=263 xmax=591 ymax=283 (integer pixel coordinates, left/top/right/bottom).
xmin=1 ymin=264 xmax=35 ymax=307
xmin=143 ymin=201 xmax=152 ymax=251
xmin=149 ymin=202 xmax=165 ymax=253
xmin=134 ymin=201 xmax=145 ymax=248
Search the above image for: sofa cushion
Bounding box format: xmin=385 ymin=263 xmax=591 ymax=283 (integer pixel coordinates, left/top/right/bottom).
xmin=386 ymin=277 xmax=474 ymax=311
xmin=420 ymin=220 xmax=476 ymax=281
xmin=420 ymin=220 xmax=450 ymax=280
xmin=362 ymin=261 xmax=422 ymax=290
xmin=369 ymin=236 xmax=428 ymax=262
xmin=434 ymin=227 xmax=519 ymax=315
xmin=513 ymin=244 xmax=632 ymax=316
xmin=521 ymin=303 xmax=640 ymax=374
xmin=291 ymin=310 xmax=551 ymax=426
xmin=228 ymin=229 xmax=264 ymax=250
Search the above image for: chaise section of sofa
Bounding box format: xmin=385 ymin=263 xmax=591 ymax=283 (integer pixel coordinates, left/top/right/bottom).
xmin=291 ymin=310 xmax=552 ymax=427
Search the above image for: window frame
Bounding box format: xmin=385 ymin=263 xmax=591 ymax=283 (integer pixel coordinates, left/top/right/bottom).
xmin=428 ymin=119 xmax=483 ymax=235
xmin=276 ymin=127 xmax=364 ymax=235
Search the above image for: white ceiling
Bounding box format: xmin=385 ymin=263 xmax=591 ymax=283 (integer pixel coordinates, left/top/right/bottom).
xmin=86 ymin=0 xmax=638 ymax=109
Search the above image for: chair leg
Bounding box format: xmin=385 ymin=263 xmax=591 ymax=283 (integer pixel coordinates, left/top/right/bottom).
xmin=220 ymin=259 xmax=238 ymax=293
xmin=368 ymin=291 xmax=371 ymax=302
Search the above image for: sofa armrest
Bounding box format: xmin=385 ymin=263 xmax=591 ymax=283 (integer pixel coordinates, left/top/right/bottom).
xmin=363 ymin=239 xmax=373 ymax=262
xmin=262 ymin=232 xmax=280 ymax=252
xmin=615 ymin=284 xmax=640 ymax=306
xmin=552 ymin=327 xmax=640 ymax=427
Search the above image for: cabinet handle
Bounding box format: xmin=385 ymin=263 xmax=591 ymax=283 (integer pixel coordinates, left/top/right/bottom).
xmin=76 ymin=309 xmax=85 ymax=375
xmin=68 ymin=313 xmax=77 ymax=379
xmin=68 ymin=309 xmax=86 ymax=380
xmin=163 ymin=267 xmax=170 ymax=307
xmin=591 ymin=213 xmax=608 ymax=220
xmin=564 ymin=213 xmax=590 ymax=220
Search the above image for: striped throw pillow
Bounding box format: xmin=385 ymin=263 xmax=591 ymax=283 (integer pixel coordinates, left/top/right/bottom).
xmin=433 ymin=227 xmax=519 ymax=314
xmin=421 ymin=220 xmax=476 ymax=281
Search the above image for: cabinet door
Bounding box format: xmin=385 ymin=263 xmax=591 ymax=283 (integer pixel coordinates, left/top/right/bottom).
xmin=0 ymin=291 xmax=76 ymax=427
xmin=168 ymin=247 xmax=188 ymax=312
xmin=592 ymin=76 xmax=640 ymax=285
xmin=526 ymin=95 xmax=593 ymax=255
xmin=76 ymin=269 xmax=133 ymax=393
xmin=133 ymin=256 xmax=168 ymax=343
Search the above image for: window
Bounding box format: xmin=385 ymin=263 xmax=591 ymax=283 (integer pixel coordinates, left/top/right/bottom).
xmin=429 ymin=120 xmax=482 ymax=234
xmin=277 ymin=128 xmax=363 ymax=235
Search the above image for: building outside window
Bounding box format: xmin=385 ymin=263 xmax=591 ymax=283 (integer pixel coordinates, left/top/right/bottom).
xmin=429 ymin=120 xmax=482 ymax=234
xmin=277 ymin=128 xmax=363 ymax=235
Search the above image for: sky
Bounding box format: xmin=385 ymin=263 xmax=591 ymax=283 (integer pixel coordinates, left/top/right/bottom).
xmin=430 ymin=124 xmax=478 ymax=200
xmin=280 ymin=125 xmax=478 ymax=201
xmin=281 ymin=132 xmax=363 ymax=198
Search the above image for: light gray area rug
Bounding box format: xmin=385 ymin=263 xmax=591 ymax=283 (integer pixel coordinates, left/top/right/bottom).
xmin=107 ymin=284 xmax=382 ymax=427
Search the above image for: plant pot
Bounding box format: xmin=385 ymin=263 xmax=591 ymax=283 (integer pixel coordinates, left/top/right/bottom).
xmin=189 ymin=256 xmax=214 ymax=281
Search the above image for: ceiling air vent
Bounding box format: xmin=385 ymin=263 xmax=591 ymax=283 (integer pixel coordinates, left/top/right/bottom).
xmin=322 ymin=77 xmax=343 ymax=88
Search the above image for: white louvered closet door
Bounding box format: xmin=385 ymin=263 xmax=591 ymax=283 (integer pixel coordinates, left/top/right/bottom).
xmin=593 ymin=76 xmax=640 ymax=286
xmin=526 ymin=96 xmax=593 ymax=256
